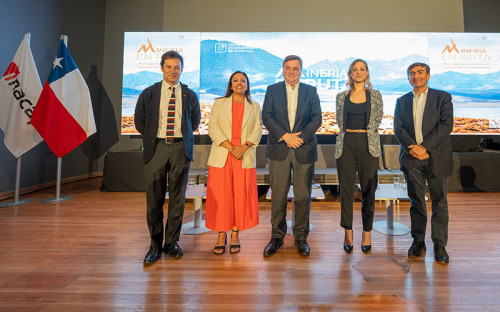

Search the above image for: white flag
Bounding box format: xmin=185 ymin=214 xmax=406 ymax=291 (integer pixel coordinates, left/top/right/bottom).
xmin=0 ymin=34 xmax=43 ymax=157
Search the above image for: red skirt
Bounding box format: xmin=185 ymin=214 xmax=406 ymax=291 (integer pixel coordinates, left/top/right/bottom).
xmin=205 ymin=145 xmax=259 ymax=231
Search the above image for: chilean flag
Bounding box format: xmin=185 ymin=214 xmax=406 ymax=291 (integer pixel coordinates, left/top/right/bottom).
xmin=31 ymin=39 xmax=96 ymax=158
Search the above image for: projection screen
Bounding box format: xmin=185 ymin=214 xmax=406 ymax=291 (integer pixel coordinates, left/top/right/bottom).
xmin=121 ymin=32 xmax=500 ymax=135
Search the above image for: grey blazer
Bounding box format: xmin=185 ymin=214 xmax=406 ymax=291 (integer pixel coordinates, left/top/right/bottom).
xmin=334 ymin=89 xmax=383 ymax=159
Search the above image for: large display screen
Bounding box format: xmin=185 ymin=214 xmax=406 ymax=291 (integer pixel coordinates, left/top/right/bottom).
xmin=121 ymin=32 xmax=500 ymax=135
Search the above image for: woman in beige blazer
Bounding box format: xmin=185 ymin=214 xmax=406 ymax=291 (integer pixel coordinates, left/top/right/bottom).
xmin=205 ymin=71 xmax=263 ymax=254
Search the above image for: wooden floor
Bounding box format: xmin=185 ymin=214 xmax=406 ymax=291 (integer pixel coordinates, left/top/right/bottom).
xmin=0 ymin=178 xmax=499 ymax=311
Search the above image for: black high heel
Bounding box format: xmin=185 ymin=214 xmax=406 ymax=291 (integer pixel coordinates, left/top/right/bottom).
xmin=344 ymin=243 xmax=353 ymax=253
xmin=361 ymin=231 xmax=372 ymax=253
xmin=361 ymin=245 xmax=372 ymax=253
xmin=344 ymin=230 xmax=353 ymax=254
xmin=230 ymin=229 xmax=240 ymax=254
xmin=214 ymin=232 xmax=227 ymax=255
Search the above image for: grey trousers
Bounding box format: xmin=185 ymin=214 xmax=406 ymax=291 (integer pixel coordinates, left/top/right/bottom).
xmin=269 ymin=150 xmax=314 ymax=242
xmin=144 ymin=140 xmax=190 ymax=249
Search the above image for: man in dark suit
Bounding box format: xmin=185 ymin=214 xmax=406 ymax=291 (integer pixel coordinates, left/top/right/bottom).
xmin=394 ymin=62 xmax=453 ymax=264
xmin=135 ymin=51 xmax=201 ymax=265
xmin=262 ymin=55 xmax=322 ymax=257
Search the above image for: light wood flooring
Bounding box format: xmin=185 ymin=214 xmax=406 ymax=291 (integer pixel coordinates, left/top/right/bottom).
xmin=0 ymin=177 xmax=499 ymax=311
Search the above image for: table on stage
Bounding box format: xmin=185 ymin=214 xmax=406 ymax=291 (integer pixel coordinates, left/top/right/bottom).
xmin=266 ymin=184 xmax=325 ymax=234
xmin=372 ymin=183 xmax=410 ymax=236
xmin=166 ymin=184 xmax=210 ymax=235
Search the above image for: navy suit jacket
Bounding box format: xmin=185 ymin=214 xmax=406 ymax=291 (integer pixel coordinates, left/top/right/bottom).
xmin=393 ymin=88 xmax=454 ymax=178
xmin=262 ymin=81 xmax=322 ymax=164
xmin=134 ymin=81 xmax=201 ymax=163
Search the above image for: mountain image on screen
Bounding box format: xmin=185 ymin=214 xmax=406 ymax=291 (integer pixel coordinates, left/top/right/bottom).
xmin=123 ymin=39 xmax=500 ymax=105
xmin=121 ymin=33 xmax=500 ymax=135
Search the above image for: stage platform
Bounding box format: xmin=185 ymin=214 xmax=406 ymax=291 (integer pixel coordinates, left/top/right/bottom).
xmin=1 ymin=177 xmax=500 ymax=311
xmin=100 ymin=147 xmax=500 ymax=192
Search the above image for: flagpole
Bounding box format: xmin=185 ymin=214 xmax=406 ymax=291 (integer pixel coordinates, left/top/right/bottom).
xmin=0 ymin=33 xmax=37 ymax=208
xmin=40 ymin=35 xmax=74 ymax=204
xmin=0 ymin=156 xmax=35 ymax=207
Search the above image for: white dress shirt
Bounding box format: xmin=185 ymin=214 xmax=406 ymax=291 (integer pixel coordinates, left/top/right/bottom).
xmin=286 ymin=82 xmax=299 ymax=131
xmin=412 ymin=87 xmax=428 ymax=145
xmin=158 ymin=80 xmax=183 ymax=138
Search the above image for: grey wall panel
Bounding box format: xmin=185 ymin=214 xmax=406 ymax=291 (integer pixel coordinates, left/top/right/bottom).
xmin=463 ymin=0 xmax=500 ymax=32
xmin=101 ymin=0 xmax=164 ymax=161
xmin=163 ymin=0 xmax=465 ymax=32
xmin=0 ymin=0 xmax=106 ymax=194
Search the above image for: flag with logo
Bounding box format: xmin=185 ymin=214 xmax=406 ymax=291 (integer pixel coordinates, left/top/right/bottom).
xmin=31 ymin=39 xmax=96 ymax=158
xmin=0 ymin=34 xmax=43 ymax=157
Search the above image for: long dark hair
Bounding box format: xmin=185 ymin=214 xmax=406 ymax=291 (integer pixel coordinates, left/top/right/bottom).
xmin=223 ymin=71 xmax=252 ymax=102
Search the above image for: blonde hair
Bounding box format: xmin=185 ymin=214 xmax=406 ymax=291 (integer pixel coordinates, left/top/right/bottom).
xmin=345 ymin=59 xmax=372 ymax=91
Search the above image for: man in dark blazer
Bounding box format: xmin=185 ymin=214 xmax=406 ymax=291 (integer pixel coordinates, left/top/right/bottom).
xmin=135 ymin=51 xmax=201 ymax=265
xmin=262 ymin=55 xmax=322 ymax=257
xmin=394 ymin=62 xmax=453 ymax=264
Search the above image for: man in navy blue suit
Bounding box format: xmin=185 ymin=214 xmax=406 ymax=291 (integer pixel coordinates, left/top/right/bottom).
xmin=394 ymin=62 xmax=453 ymax=264
xmin=135 ymin=51 xmax=201 ymax=265
xmin=262 ymin=55 xmax=322 ymax=257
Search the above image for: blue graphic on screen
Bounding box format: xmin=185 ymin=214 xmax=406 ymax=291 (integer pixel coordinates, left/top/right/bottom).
xmin=199 ymin=39 xmax=282 ymax=105
xmin=122 ymin=32 xmax=500 ymax=135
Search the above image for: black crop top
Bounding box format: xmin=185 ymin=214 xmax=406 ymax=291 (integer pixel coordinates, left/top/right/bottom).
xmin=345 ymin=96 xmax=368 ymax=130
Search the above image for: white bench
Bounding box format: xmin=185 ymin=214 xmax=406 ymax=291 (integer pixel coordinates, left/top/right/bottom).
xmin=372 ymin=184 xmax=410 ymax=236
xmin=166 ymin=184 xmax=210 ymax=235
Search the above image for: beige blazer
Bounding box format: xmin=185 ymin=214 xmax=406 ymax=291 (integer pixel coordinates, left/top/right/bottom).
xmin=207 ymin=96 xmax=263 ymax=168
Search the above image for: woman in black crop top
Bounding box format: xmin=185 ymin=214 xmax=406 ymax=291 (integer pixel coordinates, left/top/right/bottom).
xmin=334 ymin=59 xmax=384 ymax=254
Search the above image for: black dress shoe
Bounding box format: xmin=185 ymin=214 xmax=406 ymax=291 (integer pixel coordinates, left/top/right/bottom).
xmin=434 ymin=244 xmax=449 ymax=264
xmin=143 ymin=247 xmax=160 ymax=265
xmin=263 ymin=238 xmax=284 ymax=257
xmin=361 ymin=245 xmax=372 ymax=253
xmin=408 ymin=239 xmax=426 ymax=257
xmin=343 ymin=243 xmax=353 ymax=254
xmin=295 ymin=241 xmax=310 ymax=256
xmin=164 ymin=242 xmax=184 ymax=259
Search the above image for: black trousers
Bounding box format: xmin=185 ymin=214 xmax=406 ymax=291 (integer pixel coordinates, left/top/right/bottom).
xmin=269 ymin=150 xmax=315 ymax=242
xmin=402 ymin=158 xmax=449 ymax=246
xmin=144 ymin=140 xmax=190 ymax=249
xmin=337 ymin=132 xmax=379 ymax=231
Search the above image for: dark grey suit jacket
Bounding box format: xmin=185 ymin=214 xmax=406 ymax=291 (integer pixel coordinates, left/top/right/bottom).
xmin=134 ymin=81 xmax=201 ymax=163
xmin=262 ymin=81 xmax=322 ymax=164
xmin=393 ymin=88 xmax=454 ymax=178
